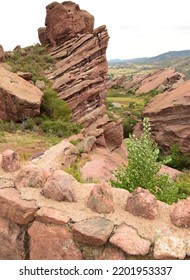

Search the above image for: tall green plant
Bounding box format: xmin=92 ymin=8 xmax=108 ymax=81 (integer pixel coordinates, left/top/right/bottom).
xmin=111 ymin=118 xmax=179 ymax=204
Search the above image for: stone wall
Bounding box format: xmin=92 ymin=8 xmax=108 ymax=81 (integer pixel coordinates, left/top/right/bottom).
xmin=0 ymin=161 xmax=190 ymax=260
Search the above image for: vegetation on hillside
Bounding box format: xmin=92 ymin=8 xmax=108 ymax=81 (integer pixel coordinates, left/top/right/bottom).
xmin=106 ymin=86 xmax=158 ymax=137
xmin=111 ymin=118 xmax=187 ymax=204
xmin=0 ymin=44 xmax=81 ymax=160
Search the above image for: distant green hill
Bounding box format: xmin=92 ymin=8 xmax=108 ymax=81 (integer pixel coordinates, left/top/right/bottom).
xmin=108 ymin=50 xmax=190 ymax=79
xmin=108 ymin=50 xmax=190 ymax=65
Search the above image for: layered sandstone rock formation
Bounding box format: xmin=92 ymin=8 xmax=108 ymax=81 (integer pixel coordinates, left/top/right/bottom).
xmin=138 ymin=80 xmax=190 ymax=153
xmin=38 ymin=2 xmax=109 ymax=123
xmin=0 ymin=66 xmax=43 ymax=121
xmin=108 ymin=68 xmax=184 ymax=94
xmin=37 ymin=1 xmax=123 ymax=149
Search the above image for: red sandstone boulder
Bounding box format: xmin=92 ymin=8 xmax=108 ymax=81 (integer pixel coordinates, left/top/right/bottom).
xmin=40 ymin=1 xmax=94 ymax=47
xmin=76 ymin=136 xmax=96 ymax=153
xmin=0 ymin=188 xmax=38 ymax=225
xmin=87 ymin=183 xmax=114 ymax=214
xmin=42 ymin=170 xmax=77 ymax=202
xmin=154 ymin=236 xmax=186 ymax=259
xmin=142 ymin=79 xmax=190 ymax=153
xmin=38 ymin=27 xmax=49 ymax=46
xmin=0 ymin=66 xmax=43 ymax=121
xmin=125 ymin=187 xmax=159 ymax=220
xmin=35 ymin=207 xmax=70 ymax=225
xmin=17 ymin=71 xmax=33 ymax=81
xmin=0 ymin=217 xmax=26 ymax=259
xmin=1 ymin=149 xmax=20 ymax=173
xmin=109 ymin=224 xmax=151 ymax=255
xmin=28 ymin=221 xmax=83 ymax=260
xmin=170 ymin=199 xmax=190 ymax=227
xmin=103 ymin=121 xmax=123 ymax=150
xmin=0 ymin=45 xmax=5 ymax=62
xmin=15 ymin=164 xmax=48 ymax=189
xmin=72 ymin=217 xmax=114 ymax=246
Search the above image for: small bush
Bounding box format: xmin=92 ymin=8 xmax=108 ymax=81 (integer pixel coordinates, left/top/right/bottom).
xmin=41 ymin=119 xmax=80 ymax=138
xmin=6 ymin=43 xmax=54 ymax=83
xmin=174 ymin=171 xmax=190 ymax=197
xmin=111 ymin=118 xmax=179 ymax=204
xmin=166 ymin=144 xmax=190 ymax=171
xmin=41 ymin=87 xmax=71 ymax=121
xmin=0 ymin=119 xmax=20 ymax=133
xmin=123 ymin=118 xmax=137 ymax=138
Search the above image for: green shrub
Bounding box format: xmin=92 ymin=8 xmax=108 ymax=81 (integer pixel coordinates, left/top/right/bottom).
xmin=0 ymin=119 xmax=20 ymax=133
xmin=123 ymin=118 xmax=137 ymax=138
xmin=41 ymin=119 xmax=80 ymax=138
xmin=41 ymin=88 xmax=71 ymax=121
xmin=174 ymin=171 xmax=190 ymax=197
xmin=166 ymin=144 xmax=190 ymax=171
xmin=65 ymin=163 xmax=84 ymax=183
xmin=111 ymin=118 xmax=179 ymax=204
xmin=6 ymin=44 xmax=54 ymax=83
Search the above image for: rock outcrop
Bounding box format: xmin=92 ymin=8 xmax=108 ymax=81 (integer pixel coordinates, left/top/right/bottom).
xmin=0 ymin=66 xmax=43 ymax=121
xmin=138 ymin=79 xmax=190 ymax=153
xmin=40 ymin=1 xmax=94 ymax=47
xmin=1 ymin=150 xmax=20 ymax=173
xmin=0 ymin=45 xmax=5 ymax=62
xmin=125 ymin=187 xmax=159 ymax=220
xmin=108 ymin=68 xmax=185 ymax=94
xmin=37 ymin=1 xmax=124 ymax=149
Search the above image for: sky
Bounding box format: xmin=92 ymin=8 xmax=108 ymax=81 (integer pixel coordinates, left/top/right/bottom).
xmin=1 ymin=0 xmax=190 ymax=59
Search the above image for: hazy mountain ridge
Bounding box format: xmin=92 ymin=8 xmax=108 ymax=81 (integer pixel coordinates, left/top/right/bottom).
xmin=109 ymin=49 xmax=190 ymax=65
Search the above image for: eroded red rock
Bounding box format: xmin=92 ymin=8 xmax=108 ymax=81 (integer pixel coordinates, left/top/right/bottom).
xmin=170 ymin=199 xmax=190 ymax=227
xmin=103 ymin=121 xmax=123 ymax=150
xmin=0 ymin=45 xmax=5 ymax=62
xmin=0 ymin=66 xmax=43 ymax=122
xmin=0 ymin=217 xmax=26 ymax=260
xmin=87 ymin=182 xmax=114 ymax=214
xmin=15 ymin=164 xmax=48 ymax=189
xmin=125 ymin=187 xmax=159 ymax=220
xmin=41 ymin=1 xmax=94 ymax=47
xmin=0 ymin=188 xmax=38 ymax=225
xmin=1 ymin=149 xmax=20 ymax=173
xmin=42 ymin=170 xmax=77 ymax=202
xmin=28 ymin=221 xmax=83 ymax=260
xmin=142 ymin=79 xmax=190 ymax=153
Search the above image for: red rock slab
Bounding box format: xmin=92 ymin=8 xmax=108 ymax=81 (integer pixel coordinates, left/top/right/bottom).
xmin=35 ymin=207 xmax=70 ymax=225
xmin=109 ymin=224 xmax=151 ymax=255
xmin=28 ymin=221 xmax=83 ymax=260
xmin=170 ymin=199 xmax=190 ymax=227
xmin=0 ymin=217 xmax=26 ymax=259
xmin=72 ymin=217 xmax=114 ymax=246
xmin=0 ymin=188 xmax=38 ymax=225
